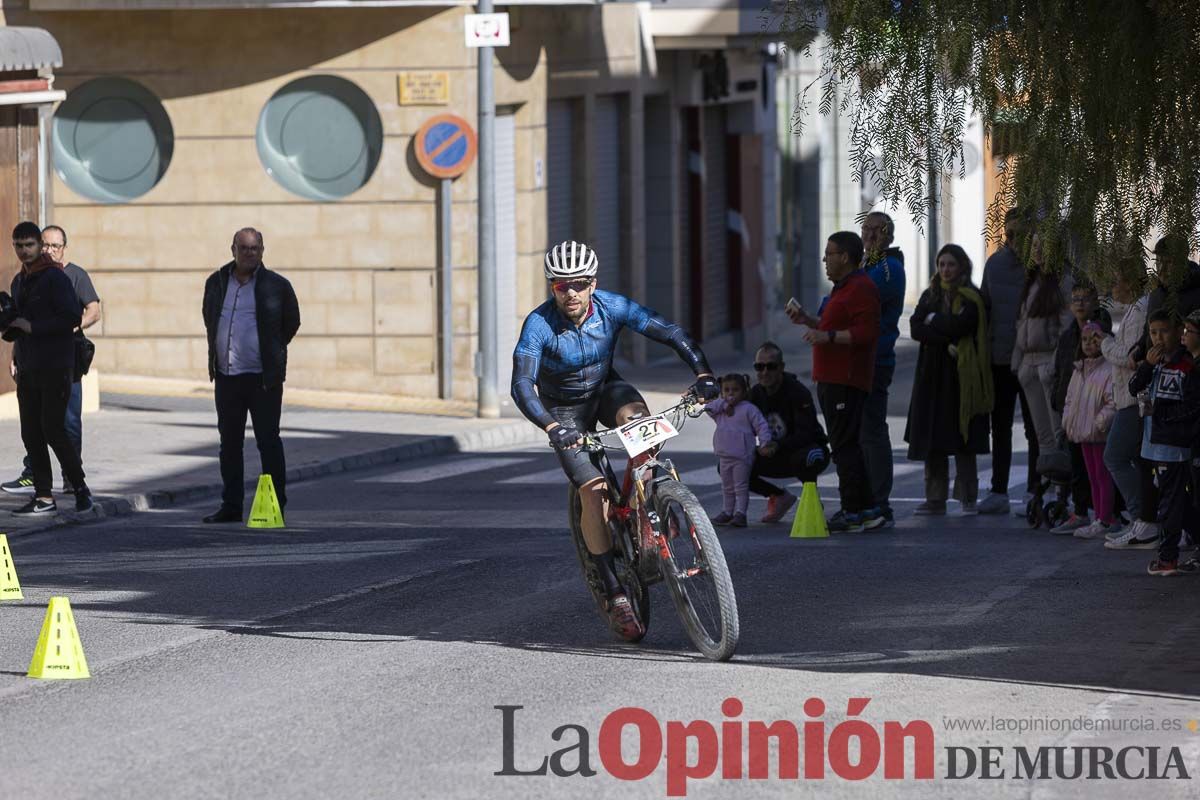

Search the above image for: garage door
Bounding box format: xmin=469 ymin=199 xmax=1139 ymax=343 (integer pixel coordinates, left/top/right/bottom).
xmin=702 ymin=105 xmax=728 ymax=338
xmin=592 ymin=95 xmax=622 ymax=291
xmin=546 ymin=99 xmax=575 ymax=249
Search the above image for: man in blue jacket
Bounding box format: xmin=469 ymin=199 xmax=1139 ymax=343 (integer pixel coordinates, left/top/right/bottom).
xmin=860 ymin=212 xmax=906 ymax=526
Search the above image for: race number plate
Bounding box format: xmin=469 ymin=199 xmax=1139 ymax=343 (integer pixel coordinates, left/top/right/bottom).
xmin=616 ymin=414 xmax=679 ymax=457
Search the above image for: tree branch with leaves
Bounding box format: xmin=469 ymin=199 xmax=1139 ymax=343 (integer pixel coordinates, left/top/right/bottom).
xmin=770 ymin=0 xmax=1200 ymax=290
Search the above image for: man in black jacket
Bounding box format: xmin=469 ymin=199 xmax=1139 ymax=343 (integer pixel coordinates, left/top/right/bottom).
xmin=200 ymin=228 xmax=300 ymax=523
xmin=2 ymin=222 xmax=91 ymax=515
xmin=748 ymin=342 xmax=830 ymax=523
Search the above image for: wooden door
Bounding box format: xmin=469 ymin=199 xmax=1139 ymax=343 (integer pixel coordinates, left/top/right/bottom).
xmin=0 ymin=105 xmax=40 ymax=394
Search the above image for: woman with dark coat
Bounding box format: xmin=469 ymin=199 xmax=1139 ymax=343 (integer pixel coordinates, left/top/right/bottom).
xmin=905 ymin=244 xmax=994 ymax=515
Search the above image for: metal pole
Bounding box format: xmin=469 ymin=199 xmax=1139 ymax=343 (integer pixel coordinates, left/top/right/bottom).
xmin=439 ymin=178 xmax=453 ymax=400
xmin=476 ymin=0 xmax=499 ymax=418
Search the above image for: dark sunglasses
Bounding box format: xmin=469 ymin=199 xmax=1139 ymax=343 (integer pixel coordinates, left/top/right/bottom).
xmin=552 ymin=279 xmax=593 ymax=294
xmin=753 ymin=362 xmax=782 ymax=372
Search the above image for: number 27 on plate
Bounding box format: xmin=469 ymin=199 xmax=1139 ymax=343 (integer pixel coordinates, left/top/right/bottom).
xmin=617 ymin=415 xmax=678 ymax=456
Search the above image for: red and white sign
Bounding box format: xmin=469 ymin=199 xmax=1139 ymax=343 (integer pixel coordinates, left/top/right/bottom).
xmin=464 ymin=13 xmax=510 ymax=48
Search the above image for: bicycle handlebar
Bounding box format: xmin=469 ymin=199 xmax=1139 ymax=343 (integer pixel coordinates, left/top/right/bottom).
xmin=578 ymin=392 xmax=706 ymax=452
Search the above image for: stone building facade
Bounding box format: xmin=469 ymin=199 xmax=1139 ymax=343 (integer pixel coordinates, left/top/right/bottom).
xmin=1 ymin=1 xmax=778 ymax=412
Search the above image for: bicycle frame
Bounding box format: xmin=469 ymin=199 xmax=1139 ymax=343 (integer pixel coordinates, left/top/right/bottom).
xmin=582 ymin=399 xmax=698 ymax=579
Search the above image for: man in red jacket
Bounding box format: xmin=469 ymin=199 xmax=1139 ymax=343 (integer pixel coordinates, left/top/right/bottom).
xmin=787 ymin=231 xmax=883 ymax=532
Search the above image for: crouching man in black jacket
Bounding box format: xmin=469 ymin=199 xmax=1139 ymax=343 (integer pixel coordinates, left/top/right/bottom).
xmin=3 ymin=222 xmax=91 ymax=514
xmin=748 ymin=342 xmax=830 ymax=523
xmin=200 ymin=228 xmax=300 ymax=523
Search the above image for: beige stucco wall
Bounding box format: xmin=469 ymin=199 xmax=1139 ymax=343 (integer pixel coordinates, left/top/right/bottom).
xmin=2 ymin=3 xmax=650 ymax=401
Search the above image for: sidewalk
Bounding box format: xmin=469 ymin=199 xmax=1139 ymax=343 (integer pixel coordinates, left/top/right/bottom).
xmin=0 ymin=394 xmax=543 ymax=538
xmin=0 ymin=388 xmax=682 ymax=538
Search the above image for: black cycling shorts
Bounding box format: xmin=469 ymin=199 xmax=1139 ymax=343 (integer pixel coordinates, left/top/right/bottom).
xmin=547 ymin=377 xmax=646 ymax=487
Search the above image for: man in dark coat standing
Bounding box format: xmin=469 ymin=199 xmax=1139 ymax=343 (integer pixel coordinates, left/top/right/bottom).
xmin=3 ymin=222 xmax=91 ymax=515
xmin=201 ymin=228 xmax=300 ymax=523
xmin=979 ymin=209 xmax=1038 ymax=515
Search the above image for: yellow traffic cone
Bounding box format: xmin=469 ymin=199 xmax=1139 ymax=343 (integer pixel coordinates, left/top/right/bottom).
xmin=247 ymin=474 xmax=285 ymax=529
xmin=27 ymin=596 xmax=90 ymax=679
xmin=1 ymin=534 xmax=23 ymax=600
xmin=0 ymin=534 xmax=23 ymax=597
xmin=789 ymin=482 xmax=828 ymax=539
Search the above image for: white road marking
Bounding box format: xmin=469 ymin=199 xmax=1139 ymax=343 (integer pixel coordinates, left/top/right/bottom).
xmin=499 ymin=467 xmax=568 ymax=485
xmin=361 ymin=457 xmax=532 ymax=483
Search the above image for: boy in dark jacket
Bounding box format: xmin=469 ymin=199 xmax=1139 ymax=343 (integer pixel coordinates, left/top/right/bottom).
xmin=1174 ymin=310 xmax=1200 ymax=573
xmin=1129 ymin=310 xmax=1200 ymax=575
xmin=748 ymin=342 xmax=830 ymax=523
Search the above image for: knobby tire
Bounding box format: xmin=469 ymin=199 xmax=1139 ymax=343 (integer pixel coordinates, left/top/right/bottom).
xmin=654 ymin=479 xmax=739 ymax=661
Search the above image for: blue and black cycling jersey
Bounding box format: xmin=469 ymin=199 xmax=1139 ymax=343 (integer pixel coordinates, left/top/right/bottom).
xmin=510 ymin=289 xmax=711 ymax=429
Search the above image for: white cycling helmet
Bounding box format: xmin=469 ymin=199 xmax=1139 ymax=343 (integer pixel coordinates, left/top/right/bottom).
xmin=544 ymin=240 xmax=598 ymax=281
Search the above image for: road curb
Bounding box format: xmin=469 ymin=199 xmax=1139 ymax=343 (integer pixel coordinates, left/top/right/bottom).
xmin=5 ymin=419 xmax=544 ymax=539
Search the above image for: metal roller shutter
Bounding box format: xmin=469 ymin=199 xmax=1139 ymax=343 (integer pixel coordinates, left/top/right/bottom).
xmin=703 ymin=105 xmax=728 ymax=337
xmin=546 ymin=100 xmax=574 ymax=249
xmin=495 ymin=113 xmax=518 ymax=401
xmin=592 ymin=95 xmax=621 ymax=291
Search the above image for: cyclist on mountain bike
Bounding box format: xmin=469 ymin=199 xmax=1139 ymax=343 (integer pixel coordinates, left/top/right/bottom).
xmin=511 ymin=240 xmax=720 ymax=638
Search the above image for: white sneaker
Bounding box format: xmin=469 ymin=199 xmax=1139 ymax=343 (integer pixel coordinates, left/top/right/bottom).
xmin=1050 ymin=514 xmax=1089 ymax=535
xmin=1013 ymin=494 xmax=1034 ymax=516
xmin=1105 ymin=520 xmax=1136 ymax=542
xmin=977 ymin=493 xmax=1010 ymax=515
xmin=1073 ymin=519 xmax=1110 ymax=540
xmin=1104 ymin=520 xmax=1160 ymax=550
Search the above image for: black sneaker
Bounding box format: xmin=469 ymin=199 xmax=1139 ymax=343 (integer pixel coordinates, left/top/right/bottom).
xmin=1 ymin=475 xmax=35 ymax=495
xmin=75 ymin=489 xmax=94 ymax=513
xmin=860 ymin=506 xmax=888 ymax=530
xmin=13 ymin=498 xmax=56 ymax=515
xmin=828 ymin=510 xmax=865 ymax=533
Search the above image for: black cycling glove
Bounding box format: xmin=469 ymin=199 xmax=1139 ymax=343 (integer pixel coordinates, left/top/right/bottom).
xmin=548 ymin=425 xmax=583 ymax=451
xmin=689 ymin=375 xmax=720 ymax=402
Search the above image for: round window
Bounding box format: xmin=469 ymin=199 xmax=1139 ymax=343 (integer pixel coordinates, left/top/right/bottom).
xmin=52 ymin=77 xmax=174 ymax=204
xmin=256 ymin=75 xmax=383 ymax=201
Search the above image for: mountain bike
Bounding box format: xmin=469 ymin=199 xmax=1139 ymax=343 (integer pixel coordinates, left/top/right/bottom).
xmin=565 ymin=392 xmax=739 ymax=661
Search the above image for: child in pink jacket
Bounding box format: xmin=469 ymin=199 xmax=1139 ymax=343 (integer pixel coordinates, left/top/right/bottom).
xmin=705 ymin=373 xmax=773 ymax=528
xmin=1062 ymin=322 xmax=1118 ymax=538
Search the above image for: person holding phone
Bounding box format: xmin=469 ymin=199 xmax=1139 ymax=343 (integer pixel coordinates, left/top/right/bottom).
xmin=785 ymin=231 xmax=883 ymax=532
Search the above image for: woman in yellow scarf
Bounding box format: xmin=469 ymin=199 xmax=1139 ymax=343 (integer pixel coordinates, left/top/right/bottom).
xmin=904 ymin=244 xmax=995 ymax=515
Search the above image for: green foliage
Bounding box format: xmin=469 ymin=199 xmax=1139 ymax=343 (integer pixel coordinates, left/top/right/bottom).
xmin=773 ymin=0 xmax=1200 ymax=289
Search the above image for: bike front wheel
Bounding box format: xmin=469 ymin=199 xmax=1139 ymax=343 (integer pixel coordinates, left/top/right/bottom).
xmin=653 ymin=480 xmax=739 ymax=661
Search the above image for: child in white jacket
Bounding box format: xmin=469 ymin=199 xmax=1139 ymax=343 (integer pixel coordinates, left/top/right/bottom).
xmin=1062 ymin=322 xmax=1118 ymax=538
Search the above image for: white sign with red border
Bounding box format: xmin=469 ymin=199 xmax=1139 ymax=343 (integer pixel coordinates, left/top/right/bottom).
xmin=464 ymin=13 xmax=510 ymax=48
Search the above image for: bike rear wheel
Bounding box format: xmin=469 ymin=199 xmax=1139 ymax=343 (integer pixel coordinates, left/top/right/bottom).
xmin=653 ymin=480 xmax=739 ymax=661
xmin=567 ymin=485 xmax=650 ymax=642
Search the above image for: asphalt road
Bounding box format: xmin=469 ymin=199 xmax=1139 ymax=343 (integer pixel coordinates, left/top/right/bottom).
xmin=1 ymin=415 xmax=1198 ymax=799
